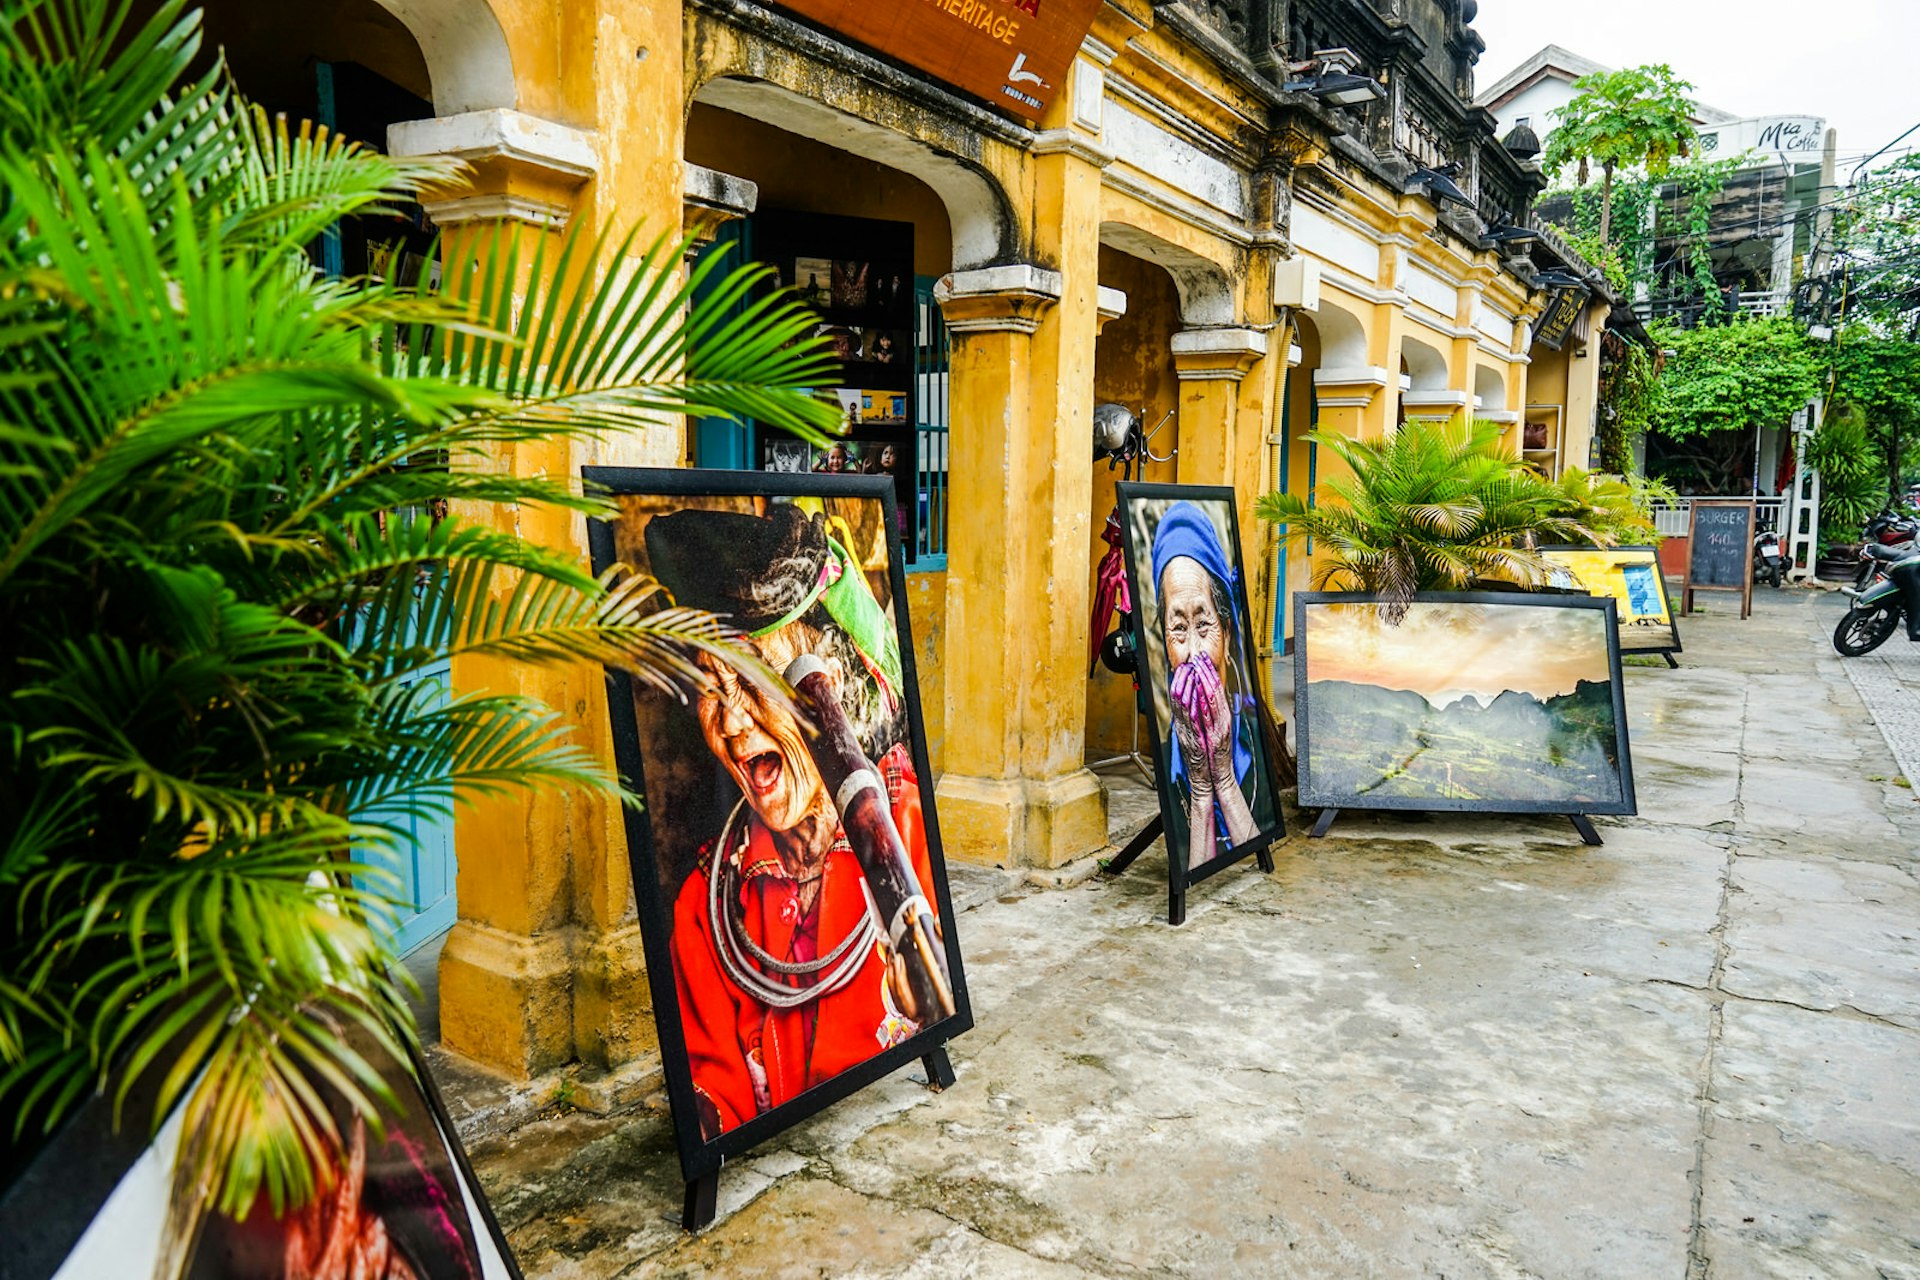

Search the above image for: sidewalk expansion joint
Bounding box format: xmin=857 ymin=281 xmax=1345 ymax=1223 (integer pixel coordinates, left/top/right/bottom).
xmin=1685 ymin=686 xmax=1746 ymax=1280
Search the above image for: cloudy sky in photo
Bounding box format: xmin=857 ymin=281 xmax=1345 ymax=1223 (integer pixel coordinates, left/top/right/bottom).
xmin=1304 ymin=601 xmax=1613 ymax=705
xmin=1473 ymin=0 xmax=1920 ymax=177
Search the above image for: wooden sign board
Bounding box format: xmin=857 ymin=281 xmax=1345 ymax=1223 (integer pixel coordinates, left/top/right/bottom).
xmin=1682 ymin=499 xmax=1756 ymax=619
xmin=770 ymin=0 xmax=1104 ymax=121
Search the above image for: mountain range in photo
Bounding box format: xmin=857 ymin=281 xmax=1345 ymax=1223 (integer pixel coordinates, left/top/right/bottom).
xmin=1303 ymin=675 xmax=1624 ymax=806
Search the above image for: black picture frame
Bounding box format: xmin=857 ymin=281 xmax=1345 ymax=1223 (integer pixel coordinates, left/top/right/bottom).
xmin=1294 ymin=591 xmax=1637 ymax=818
xmin=1541 ymin=544 xmax=1683 ymax=657
xmin=0 ymin=1024 xmax=523 ymax=1280
xmin=582 ymin=467 xmax=972 ymax=1198
xmin=1113 ymin=482 xmax=1284 ymax=896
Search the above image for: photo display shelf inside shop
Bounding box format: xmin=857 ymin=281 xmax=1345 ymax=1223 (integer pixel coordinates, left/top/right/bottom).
xmin=750 ymin=210 xmax=917 ymax=522
xmin=1105 ymin=483 xmax=1283 ymax=925
xmin=583 ymin=467 xmax=972 ymax=1232
xmin=1294 ymin=592 xmax=1638 ymax=846
xmin=0 ymin=1008 xmax=523 ymax=1280
xmin=1542 ymin=545 xmax=1684 ymax=666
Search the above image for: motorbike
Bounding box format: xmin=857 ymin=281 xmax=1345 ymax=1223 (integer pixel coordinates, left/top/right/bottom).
xmin=1848 ymin=508 xmax=1919 ymax=592
xmin=1753 ymin=522 xmax=1785 ymax=588
xmin=1834 ymin=550 xmax=1920 ymax=655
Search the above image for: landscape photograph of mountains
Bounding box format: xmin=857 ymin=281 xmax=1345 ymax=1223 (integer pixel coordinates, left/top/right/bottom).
xmin=1297 ymin=597 xmax=1633 ymax=813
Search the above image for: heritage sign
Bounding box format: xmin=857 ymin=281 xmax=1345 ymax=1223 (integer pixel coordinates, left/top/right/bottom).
xmin=771 ymin=0 xmax=1104 ymax=121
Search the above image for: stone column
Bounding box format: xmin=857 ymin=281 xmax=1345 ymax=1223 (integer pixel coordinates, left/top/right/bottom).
xmin=934 ymin=265 xmax=1108 ymax=868
xmin=1172 ymin=327 xmax=1268 ymax=486
xmin=387 ymin=110 xmax=604 ymax=1080
xmin=1172 ymin=326 xmax=1271 ymax=617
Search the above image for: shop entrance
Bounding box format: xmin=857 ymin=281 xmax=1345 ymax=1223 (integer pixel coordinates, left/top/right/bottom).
xmin=684 ymin=97 xmax=957 ymax=571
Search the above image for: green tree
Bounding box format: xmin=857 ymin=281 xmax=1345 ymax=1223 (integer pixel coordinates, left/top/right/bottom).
xmin=1646 ymin=318 xmax=1822 ymax=490
xmin=1253 ymin=418 xmax=1604 ymax=617
xmin=0 ymin=0 xmax=837 ymax=1234
xmin=1544 ymin=64 xmax=1697 ymax=243
xmin=1830 ymin=329 xmax=1920 ymax=497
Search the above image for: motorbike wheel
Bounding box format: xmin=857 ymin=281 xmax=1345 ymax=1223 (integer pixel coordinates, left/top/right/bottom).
xmin=1769 ymin=562 xmax=1784 ymax=588
xmin=1834 ymin=604 xmax=1900 ymax=657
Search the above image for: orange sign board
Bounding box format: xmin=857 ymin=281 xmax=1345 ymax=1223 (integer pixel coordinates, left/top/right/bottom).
xmin=772 ymin=0 xmax=1105 ymax=121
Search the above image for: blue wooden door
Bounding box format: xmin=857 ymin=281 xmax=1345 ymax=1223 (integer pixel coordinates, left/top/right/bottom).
xmin=376 ymin=654 xmax=459 ymax=958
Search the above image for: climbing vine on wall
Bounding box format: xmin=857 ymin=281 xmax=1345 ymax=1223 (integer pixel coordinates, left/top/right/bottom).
xmin=1596 ymin=331 xmax=1659 ymax=474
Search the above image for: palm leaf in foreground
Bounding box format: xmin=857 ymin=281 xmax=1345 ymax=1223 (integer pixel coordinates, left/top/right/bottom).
xmin=0 ymin=0 xmax=848 ymax=1240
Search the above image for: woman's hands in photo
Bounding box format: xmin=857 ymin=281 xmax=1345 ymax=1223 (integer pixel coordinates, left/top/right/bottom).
xmin=1170 ymin=650 xmax=1232 ymax=795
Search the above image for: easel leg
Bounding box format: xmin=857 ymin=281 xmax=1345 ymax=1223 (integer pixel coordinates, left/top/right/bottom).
xmin=1255 ymin=844 xmax=1276 ymax=873
xmin=1169 ymin=880 xmax=1186 ymax=927
xmin=1664 ymin=653 xmax=1680 ymax=669
xmin=682 ymin=1170 xmax=719 ymax=1233
xmin=1102 ymin=814 xmax=1164 ymax=878
xmin=1569 ymin=814 xmax=1602 ymax=846
xmin=920 ymin=1046 xmax=956 ymax=1091
xmin=1310 ymin=808 xmax=1339 ymax=839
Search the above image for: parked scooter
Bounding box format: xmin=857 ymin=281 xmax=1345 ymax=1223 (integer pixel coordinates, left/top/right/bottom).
xmin=1834 ymin=550 xmax=1920 ymax=655
xmin=1849 ymin=508 xmax=1920 ymax=591
xmin=1753 ymin=521 xmax=1785 ymax=588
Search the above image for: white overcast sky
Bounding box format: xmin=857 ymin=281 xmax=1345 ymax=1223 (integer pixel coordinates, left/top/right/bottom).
xmin=1472 ymin=0 xmax=1920 ymax=176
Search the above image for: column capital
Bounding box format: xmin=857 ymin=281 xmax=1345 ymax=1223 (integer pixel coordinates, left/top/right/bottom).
xmin=1313 ymin=365 xmax=1390 ymax=408
xmin=1400 ymin=389 xmax=1472 ymax=420
xmin=1031 ymin=128 xmax=1116 ymax=168
xmin=1172 ymin=326 xmax=1268 ymax=383
xmin=935 ymin=264 xmax=1064 ymax=334
xmin=387 ymin=109 xmax=597 ymax=230
xmin=682 ymin=163 xmax=758 ymax=257
xmin=1095 ymin=285 xmax=1128 ymax=334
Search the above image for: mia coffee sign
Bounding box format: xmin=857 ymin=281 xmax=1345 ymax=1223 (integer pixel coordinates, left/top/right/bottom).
xmin=772 ymin=0 xmax=1104 ymax=121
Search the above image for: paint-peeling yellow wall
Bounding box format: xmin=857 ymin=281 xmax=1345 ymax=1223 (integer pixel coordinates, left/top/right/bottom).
xmin=903 ymin=571 xmax=946 ymax=775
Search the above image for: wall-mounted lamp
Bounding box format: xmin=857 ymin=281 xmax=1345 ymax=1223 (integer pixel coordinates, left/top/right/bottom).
xmin=1480 ymin=222 xmax=1540 ymax=250
xmin=1409 ymin=164 xmax=1476 ymax=208
xmin=1531 ymin=268 xmax=1588 ymax=290
xmin=1283 ymin=47 xmax=1385 ymax=107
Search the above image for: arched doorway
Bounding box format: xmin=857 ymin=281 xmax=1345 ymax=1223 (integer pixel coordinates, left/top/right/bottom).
xmin=683 ymin=85 xmax=960 ymax=761
xmin=1085 ymin=243 xmax=1183 ymax=764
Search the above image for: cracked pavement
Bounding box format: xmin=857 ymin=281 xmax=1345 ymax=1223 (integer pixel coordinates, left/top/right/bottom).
xmin=464 ymin=587 xmax=1920 ymax=1278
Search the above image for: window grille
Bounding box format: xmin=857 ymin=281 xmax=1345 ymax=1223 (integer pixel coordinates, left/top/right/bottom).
xmin=912 ymin=277 xmax=950 ymax=569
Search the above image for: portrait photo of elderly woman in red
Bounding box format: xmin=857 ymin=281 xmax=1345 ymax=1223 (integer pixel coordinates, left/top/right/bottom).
xmin=588 ymin=473 xmax=967 ymax=1184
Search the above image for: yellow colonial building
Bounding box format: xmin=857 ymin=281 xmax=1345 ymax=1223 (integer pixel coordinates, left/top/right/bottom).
xmin=154 ymin=0 xmax=1612 ymax=1089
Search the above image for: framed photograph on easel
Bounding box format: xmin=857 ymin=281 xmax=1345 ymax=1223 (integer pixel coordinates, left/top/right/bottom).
xmin=584 ymin=467 xmax=971 ymax=1231
xmin=1107 ymin=483 xmax=1283 ymax=924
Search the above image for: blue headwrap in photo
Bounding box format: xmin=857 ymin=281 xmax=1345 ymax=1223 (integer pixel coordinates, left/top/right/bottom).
xmin=1149 ymin=502 xmax=1256 ymax=816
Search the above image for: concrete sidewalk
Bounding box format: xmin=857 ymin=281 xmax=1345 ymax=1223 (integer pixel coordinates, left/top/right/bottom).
xmin=466 ymin=588 xmax=1920 ymax=1279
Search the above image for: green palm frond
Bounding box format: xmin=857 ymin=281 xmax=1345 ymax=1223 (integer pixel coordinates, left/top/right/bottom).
xmin=1255 ymin=417 xmax=1605 ymax=615
xmin=0 ymin=0 xmax=854 ymax=1228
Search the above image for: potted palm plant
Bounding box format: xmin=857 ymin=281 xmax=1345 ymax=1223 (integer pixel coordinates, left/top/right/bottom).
xmin=0 ymin=0 xmax=839 ymax=1245
xmin=1254 ymin=417 xmax=1608 ymax=618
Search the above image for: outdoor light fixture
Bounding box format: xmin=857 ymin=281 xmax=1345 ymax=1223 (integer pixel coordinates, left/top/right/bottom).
xmin=1531 ymin=268 xmax=1587 ymax=289
xmin=1481 ymin=222 xmax=1541 ymax=249
xmin=1283 ymin=47 xmax=1384 ymax=108
xmin=1409 ymin=165 xmax=1476 ymax=208
xmin=1284 ymin=68 xmax=1385 ymax=106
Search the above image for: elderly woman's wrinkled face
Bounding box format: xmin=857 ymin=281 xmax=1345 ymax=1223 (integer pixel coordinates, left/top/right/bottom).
xmin=694 ymin=642 xmax=825 ymax=833
xmin=1159 ymin=556 xmax=1226 ymax=674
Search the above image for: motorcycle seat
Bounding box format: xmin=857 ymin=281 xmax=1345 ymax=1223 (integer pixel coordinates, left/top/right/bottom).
xmin=1863 ymin=542 xmax=1916 ymax=562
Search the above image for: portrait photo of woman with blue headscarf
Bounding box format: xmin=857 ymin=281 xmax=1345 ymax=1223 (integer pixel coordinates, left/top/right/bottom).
xmin=1118 ymin=488 xmax=1281 ymax=875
